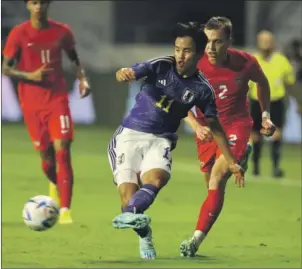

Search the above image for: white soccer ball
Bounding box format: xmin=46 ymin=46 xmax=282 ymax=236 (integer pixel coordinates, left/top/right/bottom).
xmin=22 ymin=195 xmax=60 ymax=231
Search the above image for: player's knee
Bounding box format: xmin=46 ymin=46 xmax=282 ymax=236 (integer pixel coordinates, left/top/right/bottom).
xmin=203 ymin=172 xmax=211 ymax=189
xmin=209 ymin=158 xmax=229 ymax=189
xmin=141 ymin=168 xmax=170 ymax=188
xmin=272 ymin=128 xmax=282 ymax=141
xmin=53 ymin=139 xmax=72 ymax=152
xmin=118 ymin=182 xmax=139 ymax=209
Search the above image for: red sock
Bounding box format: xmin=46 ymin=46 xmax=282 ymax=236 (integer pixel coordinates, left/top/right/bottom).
xmin=56 ymin=149 xmax=74 ymax=209
xmin=195 ymin=189 xmax=225 ymax=234
xmin=42 ymin=160 xmax=57 ymax=184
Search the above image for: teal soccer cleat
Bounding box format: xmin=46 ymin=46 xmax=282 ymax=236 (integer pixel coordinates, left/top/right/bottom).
xmin=112 ymin=212 xmax=151 ymax=229
xmin=139 ymin=227 xmax=156 ymax=259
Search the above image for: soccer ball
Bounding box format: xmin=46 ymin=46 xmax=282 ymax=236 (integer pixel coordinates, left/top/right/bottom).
xmin=22 ymin=195 xmax=60 ymax=231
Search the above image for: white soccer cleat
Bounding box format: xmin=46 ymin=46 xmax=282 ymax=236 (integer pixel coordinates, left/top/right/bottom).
xmin=180 ymin=237 xmax=198 ymax=257
xmin=139 ymin=227 xmax=156 ymax=260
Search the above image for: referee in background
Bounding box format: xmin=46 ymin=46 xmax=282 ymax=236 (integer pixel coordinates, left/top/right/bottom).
xmin=249 ymin=30 xmax=296 ymax=178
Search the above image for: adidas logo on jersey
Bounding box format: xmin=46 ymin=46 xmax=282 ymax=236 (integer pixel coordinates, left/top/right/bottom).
xmin=158 ymin=79 xmax=166 ymax=86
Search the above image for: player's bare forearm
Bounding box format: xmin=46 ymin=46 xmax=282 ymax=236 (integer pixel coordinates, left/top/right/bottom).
xmin=184 ymin=111 xmax=200 ymax=131
xmin=206 ymin=117 xmax=237 ymax=165
xmin=2 ymin=57 xmax=29 ymax=80
xmin=256 ymin=76 xmax=270 ymax=112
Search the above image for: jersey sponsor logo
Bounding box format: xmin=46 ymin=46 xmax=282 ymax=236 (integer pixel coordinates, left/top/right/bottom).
xmin=61 ymin=130 xmax=69 ymax=134
xmin=181 ymin=88 xmax=195 ymax=104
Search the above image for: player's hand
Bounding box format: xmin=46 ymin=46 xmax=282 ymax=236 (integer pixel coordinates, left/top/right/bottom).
xmin=229 ymin=163 xmax=245 ymax=188
xmin=26 ymin=64 xmax=53 ymax=82
xmin=79 ymin=77 xmax=91 ymax=98
xmin=195 ymin=125 xmax=213 ymax=142
xmin=116 ymin=68 xmax=136 ymax=82
xmin=260 ymin=117 xmax=276 ymax=137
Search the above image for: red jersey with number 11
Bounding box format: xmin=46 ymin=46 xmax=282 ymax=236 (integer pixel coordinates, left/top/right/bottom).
xmin=3 ymin=19 xmax=75 ymax=110
xmin=196 ymin=48 xmax=265 ymax=125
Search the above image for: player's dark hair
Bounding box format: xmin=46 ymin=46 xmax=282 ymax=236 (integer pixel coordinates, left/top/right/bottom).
xmin=173 ymin=22 xmax=207 ymax=53
xmin=24 ymin=0 xmax=52 ymax=3
xmin=204 ymin=16 xmax=232 ymax=40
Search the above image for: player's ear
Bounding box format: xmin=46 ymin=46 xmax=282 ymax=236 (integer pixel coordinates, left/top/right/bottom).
xmin=26 ymin=1 xmax=31 ymax=11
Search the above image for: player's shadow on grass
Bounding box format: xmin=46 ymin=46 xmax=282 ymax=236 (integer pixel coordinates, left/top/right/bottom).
xmin=85 ymin=254 xmax=218 ymax=266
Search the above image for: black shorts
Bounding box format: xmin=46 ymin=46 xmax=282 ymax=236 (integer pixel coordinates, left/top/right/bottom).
xmin=250 ymin=98 xmax=285 ymax=131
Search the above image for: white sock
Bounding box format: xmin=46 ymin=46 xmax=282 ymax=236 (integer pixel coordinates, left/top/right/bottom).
xmin=60 ymin=207 xmax=69 ymax=213
xmin=193 ymin=230 xmax=206 ymax=248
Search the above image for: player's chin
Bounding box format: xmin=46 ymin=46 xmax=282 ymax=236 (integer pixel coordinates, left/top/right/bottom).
xmin=208 ymin=58 xmax=217 ymax=65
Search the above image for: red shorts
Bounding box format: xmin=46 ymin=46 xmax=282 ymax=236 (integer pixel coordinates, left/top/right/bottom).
xmin=196 ymin=120 xmax=252 ymax=173
xmin=23 ymin=103 xmax=74 ymax=151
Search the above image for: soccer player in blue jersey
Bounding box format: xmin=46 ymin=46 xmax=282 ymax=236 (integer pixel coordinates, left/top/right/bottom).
xmin=107 ymin=22 xmax=245 ymax=259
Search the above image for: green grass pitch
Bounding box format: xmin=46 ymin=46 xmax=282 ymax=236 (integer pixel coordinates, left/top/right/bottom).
xmin=2 ymin=124 xmax=301 ymax=268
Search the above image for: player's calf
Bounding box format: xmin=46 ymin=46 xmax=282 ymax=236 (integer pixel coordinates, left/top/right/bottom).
xmin=123 ymin=168 xmax=170 ymax=214
xmin=40 ymin=145 xmax=57 ymax=184
xmin=53 ymin=139 xmax=74 ymax=222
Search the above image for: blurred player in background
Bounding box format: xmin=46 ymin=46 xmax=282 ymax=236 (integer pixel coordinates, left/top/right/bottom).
xmin=284 ymin=38 xmax=302 ymax=114
xmin=2 ymin=0 xmax=90 ymax=224
xmin=180 ymin=17 xmax=275 ymax=257
xmin=249 ymin=30 xmax=296 ymax=178
xmin=108 ymin=22 xmax=245 ymax=259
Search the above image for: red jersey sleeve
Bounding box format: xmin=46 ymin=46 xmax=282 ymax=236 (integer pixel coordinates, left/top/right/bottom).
xmin=3 ymin=26 xmax=21 ymax=59
xmin=249 ymin=56 xmax=266 ymax=83
xmin=62 ymin=25 xmax=76 ymax=52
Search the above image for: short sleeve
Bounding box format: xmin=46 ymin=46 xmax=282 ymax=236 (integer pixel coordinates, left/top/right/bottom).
xmin=3 ymin=26 xmax=21 ymax=59
xmin=131 ymin=62 xmax=154 ymax=80
xmin=249 ymin=56 xmax=266 ymax=83
xmin=195 ymin=84 xmax=217 ymax=118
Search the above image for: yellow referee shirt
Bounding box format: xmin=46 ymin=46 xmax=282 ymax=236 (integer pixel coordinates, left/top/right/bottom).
xmin=249 ymin=52 xmax=296 ymax=101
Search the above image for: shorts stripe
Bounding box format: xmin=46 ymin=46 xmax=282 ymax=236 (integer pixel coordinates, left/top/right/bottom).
xmin=108 ymin=126 xmax=124 ymax=171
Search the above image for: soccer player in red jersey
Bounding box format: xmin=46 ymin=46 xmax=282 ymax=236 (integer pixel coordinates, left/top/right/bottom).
xmin=2 ymin=0 xmax=90 ymax=224
xmin=180 ymin=17 xmax=276 ymax=257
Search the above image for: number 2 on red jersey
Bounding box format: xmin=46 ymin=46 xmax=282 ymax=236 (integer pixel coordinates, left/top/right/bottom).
xmin=218 ymin=85 xmax=228 ymax=100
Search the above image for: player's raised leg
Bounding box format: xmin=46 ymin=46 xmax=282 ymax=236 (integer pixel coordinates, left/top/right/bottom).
xmin=108 ymin=128 xmax=156 ymax=259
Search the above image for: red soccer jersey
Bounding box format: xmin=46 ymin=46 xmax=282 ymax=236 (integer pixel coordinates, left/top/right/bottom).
xmin=3 ymin=19 xmax=75 ymax=110
xmin=196 ymin=48 xmax=265 ymax=125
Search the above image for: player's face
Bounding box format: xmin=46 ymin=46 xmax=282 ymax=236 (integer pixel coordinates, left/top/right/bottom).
xmin=174 ymin=36 xmax=201 ymax=76
xmin=257 ymin=33 xmax=274 ymax=54
xmin=204 ymin=28 xmax=230 ymax=65
xmin=27 ymin=0 xmax=49 ymax=19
